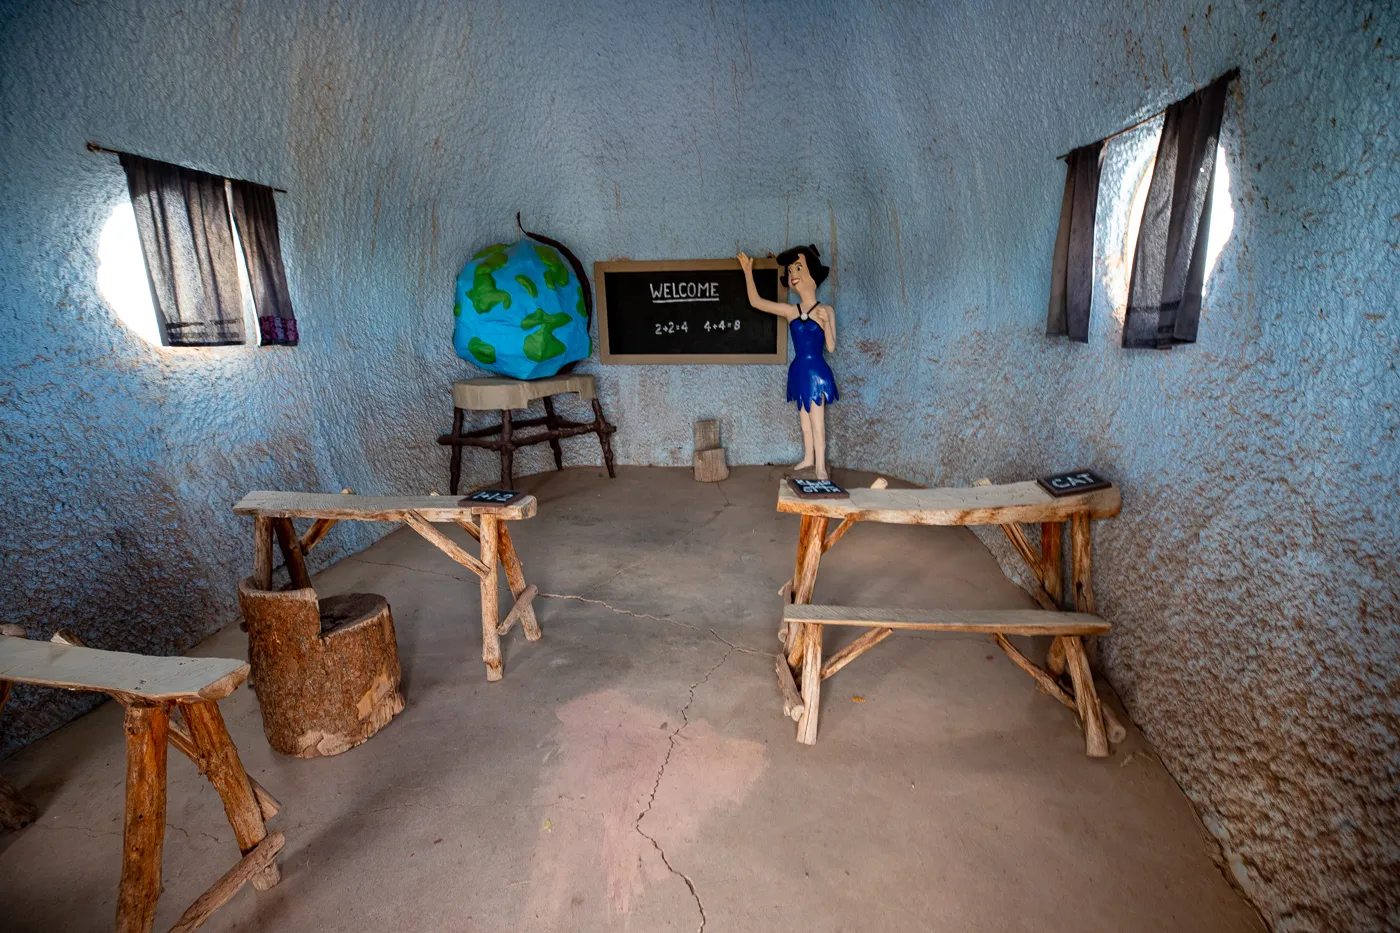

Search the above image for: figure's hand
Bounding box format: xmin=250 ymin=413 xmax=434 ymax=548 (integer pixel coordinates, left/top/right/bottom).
xmin=736 ymin=252 xmax=753 ymax=273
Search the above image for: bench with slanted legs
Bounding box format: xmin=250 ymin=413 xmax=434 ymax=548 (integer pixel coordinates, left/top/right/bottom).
xmin=0 ymin=630 xmax=283 ymax=933
xmin=775 ymin=476 xmax=1126 ymax=755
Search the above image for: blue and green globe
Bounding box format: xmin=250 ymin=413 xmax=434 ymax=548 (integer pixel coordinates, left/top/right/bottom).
xmin=452 ymin=239 xmax=591 ymax=380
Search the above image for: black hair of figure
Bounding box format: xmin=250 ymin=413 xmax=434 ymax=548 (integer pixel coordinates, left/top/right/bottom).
xmin=775 ymin=244 xmax=830 ymax=288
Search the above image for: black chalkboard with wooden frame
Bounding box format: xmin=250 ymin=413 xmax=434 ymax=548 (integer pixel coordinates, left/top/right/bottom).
xmin=595 ymin=258 xmax=789 ymax=364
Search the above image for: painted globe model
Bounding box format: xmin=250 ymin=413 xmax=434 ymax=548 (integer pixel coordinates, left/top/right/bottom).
xmin=452 ymin=239 xmax=590 ymax=380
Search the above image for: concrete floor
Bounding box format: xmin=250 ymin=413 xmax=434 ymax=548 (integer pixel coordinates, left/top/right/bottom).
xmin=0 ymin=466 xmax=1264 ymax=932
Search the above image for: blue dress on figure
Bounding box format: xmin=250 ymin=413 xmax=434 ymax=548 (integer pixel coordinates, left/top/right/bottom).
xmin=786 ymin=311 xmax=839 ymax=411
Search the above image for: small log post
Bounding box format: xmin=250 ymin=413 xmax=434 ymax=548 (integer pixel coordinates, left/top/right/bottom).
xmin=252 ymin=517 xmax=274 ymax=590
xmin=272 ymin=518 xmax=312 ymax=590
xmin=478 ymin=514 xmax=504 ymax=681
xmin=116 ymin=704 xmax=169 ymax=933
xmin=775 ymin=654 xmax=805 ymax=722
xmin=181 ymin=700 xmax=281 ymax=891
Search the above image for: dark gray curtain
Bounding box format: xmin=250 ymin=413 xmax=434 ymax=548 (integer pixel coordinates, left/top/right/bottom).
xmin=1046 ymin=142 xmax=1104 ymax=343
xmin=119 ymin=153 xmax=244 ymax=346
xmin=230 ymin=180 xmax=299 ymax=346
xmin=1123 ymin=72 xmax=1234 ymax=348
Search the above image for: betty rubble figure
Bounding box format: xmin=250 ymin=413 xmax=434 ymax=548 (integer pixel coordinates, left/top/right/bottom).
xmin=737 ymin=245 xmax=838 ymax=479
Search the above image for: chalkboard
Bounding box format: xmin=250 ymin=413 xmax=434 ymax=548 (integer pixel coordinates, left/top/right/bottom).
xmin=1036 ymin=469 xmax=1112 ymax=497
xmin=595 ymin=259 xmax=788 ymax=364
xmin=459 ymin=488 xmax=527 ymax=507
xmin=788 ymin=477 xmax=848 ymax=499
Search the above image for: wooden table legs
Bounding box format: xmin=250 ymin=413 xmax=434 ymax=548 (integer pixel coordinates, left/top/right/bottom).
xmin=115 ymin=699 xmax=282 ymax=933
xmin=182 ymin=701 xmax=281 ymax=890
xmin=781 ymin=516 xmax=829 ymax=746
xmin=477 ymin=514 xmax=503 ymax=681
xmin=439 ymin=396 xmax=618 ymax=493
xmin=116 ymin=705 xmax=168 ymax=933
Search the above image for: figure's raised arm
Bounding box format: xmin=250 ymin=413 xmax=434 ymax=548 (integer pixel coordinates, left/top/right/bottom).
xmin=737 ymin=252 xmax=796 ymax=319
xmin=817 ymin=305 xmax=836 ymax=352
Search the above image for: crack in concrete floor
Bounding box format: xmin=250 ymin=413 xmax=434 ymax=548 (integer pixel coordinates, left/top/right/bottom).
xmin=632 ymin=645 xmax=734 ymax=933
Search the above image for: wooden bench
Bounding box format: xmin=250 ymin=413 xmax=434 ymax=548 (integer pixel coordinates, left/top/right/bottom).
xmin=775 ymin=476 xmax=1125 ymax=755
xmin=0 ymin=630 xmax=283 ymax=933
xmin=233 ymin=490 xmax=542 ymax=682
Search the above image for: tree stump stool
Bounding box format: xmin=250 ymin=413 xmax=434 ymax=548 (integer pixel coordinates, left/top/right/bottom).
xmin=238 ymin=579 xmax=406 ymax=758
xmin=438 ymin=373 xmax=617 ymax=491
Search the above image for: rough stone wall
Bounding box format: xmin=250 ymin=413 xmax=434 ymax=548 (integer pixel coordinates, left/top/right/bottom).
xmin=1 ymin=1 xmax=1395 ymax=928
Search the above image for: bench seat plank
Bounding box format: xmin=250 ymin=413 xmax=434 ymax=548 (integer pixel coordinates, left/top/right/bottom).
xmin=233 ymin=490 xmax=537 ymax=522
xmin=0 ymin=638 xmax=249 ymax=702
xmin=776 ymin=480 xmax=1120 ymax=525
xmin=783 ymin=605 xmax=1110 ymax=636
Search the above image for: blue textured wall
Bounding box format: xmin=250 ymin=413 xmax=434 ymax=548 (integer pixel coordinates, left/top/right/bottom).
xmin=0 ymin=1 xmax=1395 ymax=929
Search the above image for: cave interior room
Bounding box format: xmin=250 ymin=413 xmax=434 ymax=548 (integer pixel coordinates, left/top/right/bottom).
xmin=0 ymin=2 xmax=1395 ymax=932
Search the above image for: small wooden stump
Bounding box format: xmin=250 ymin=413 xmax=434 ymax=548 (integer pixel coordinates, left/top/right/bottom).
xmin=239 ymin=580 xmax=406 ymax=758
xmin=693 ymin=419 xmax=729 ymax=482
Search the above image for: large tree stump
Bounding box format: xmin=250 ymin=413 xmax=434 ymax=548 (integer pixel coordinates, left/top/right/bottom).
xmin=238 ymin=579 xmax=405 ymax=758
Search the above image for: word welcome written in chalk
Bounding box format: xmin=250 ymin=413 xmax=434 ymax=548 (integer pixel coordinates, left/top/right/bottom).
xmin=649 ymin=281 xmax=720 ymax=303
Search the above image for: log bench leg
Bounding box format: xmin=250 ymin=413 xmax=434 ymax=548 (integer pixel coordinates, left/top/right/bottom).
xmin=795 ymin=622 xmax=824 ymax=745
xmin=273 ymin=518 xmax=312 ymax=590
xmin=591 ymin=398 xmax=617 ymax=478
xmin=479 ymin=514 xmax=504 ymax=681
xmin=116 ymin=704 xmax=169 ymax=933
xmin=785 ymin=516 xmax=828 ymax=669
xmin=182 ymin=700 xmax=281 ymax=890
xmin=498 ymin=523 xmax=541 ymax=641
xmin=499 ymin=409 xmax=515 ymax=488
xmin=449 ymin=407 xmax=465 ymax=495
xmin=252 ymin=517 xmax=274 ymax=591
xmin=1062 ymin=636 xmax=1108 ymax=757
xmin=541 ymin=396 xmax=565 ymax=471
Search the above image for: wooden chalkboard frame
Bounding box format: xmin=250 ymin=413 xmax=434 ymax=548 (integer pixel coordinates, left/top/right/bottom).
xmin=595 ymin=258 xmax=789 ymax=365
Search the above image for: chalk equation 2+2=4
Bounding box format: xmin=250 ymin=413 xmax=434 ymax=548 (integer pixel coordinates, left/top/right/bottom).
xmin=654 ymin=319 xmax=742 ymax=335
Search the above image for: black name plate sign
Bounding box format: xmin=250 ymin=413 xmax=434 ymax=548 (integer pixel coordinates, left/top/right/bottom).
xmin=1036 ymin=470 xmax=1112 ymax=497
xmin=595 ymin=258 xmax=788 ymax=364
xmin=788 ymin=477 xmax=848 ymax=499
xmin=459 ymin=488 xmax=527 ymax=507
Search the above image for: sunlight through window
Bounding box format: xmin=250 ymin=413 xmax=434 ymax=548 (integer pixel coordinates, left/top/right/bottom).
xmin=97 ymin=201 xmax=162 ymax=346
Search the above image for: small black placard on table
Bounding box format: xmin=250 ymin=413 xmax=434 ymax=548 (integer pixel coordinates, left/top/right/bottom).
xmin=459 ymin=488 xmax=527 ymax=507
xmin=787 ymin=477 xmax=848 ymax=499
xmin=1036 ymin=470 xmax=1112 ymax=497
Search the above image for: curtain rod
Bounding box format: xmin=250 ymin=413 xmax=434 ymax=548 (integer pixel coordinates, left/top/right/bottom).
xmin=1055 ymin=67 xmax=1240 ymax=161
xmin=87 ymin=142 xmax=288 ymax=193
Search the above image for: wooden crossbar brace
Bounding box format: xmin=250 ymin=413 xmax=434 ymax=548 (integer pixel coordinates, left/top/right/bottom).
xmin=168 ymin=831 xmax=285 ymax=933
xmin=821 ymin=627 xmax=892 ymax=680
xmin=402 ymin=511 xmax=490 ymax=578
xmin=497 ymin=585 xmax=539 ymax=635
